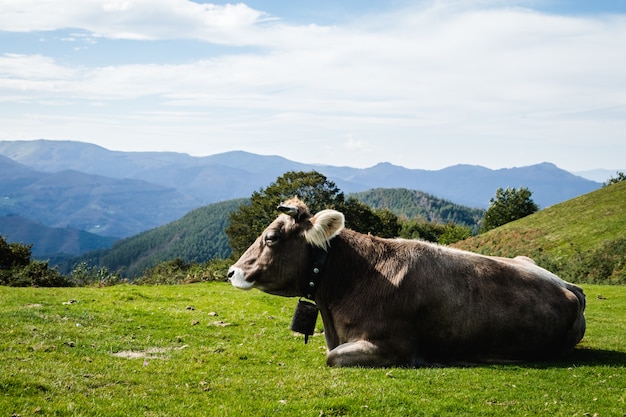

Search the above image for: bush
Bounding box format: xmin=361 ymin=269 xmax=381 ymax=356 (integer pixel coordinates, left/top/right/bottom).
xmin=185 ymin=258 xmax=232 ymax=283
xmin=438 ymin=223 xmax=473 ymax=245
xmin=134 ymin=257 xmax=232 ymax=285
xmin=580 ymin=238 xmax=626 ymax=284
xmin=69 ymin=262 xmax=126 ymax=287
xmin=534 ymin=238 xmax=626 ymax=285
xmin=0 ymin=259 xmax=73 ymax=287
xmin=399 ymin=220 xmax=472 ymax=245
xmin=603 ymin=171 xmax=626 ymax=187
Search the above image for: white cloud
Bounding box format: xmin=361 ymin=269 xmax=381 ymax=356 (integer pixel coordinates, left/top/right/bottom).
xmin=342 ymin=136 xmax=368 ymax=153
xmin=0 ymin=54 xmax=78 ymax=80
xmin=0 ymin=1 xmax=625 ymax=170
xmin=0 ymin=0 xmax=275 ymax=43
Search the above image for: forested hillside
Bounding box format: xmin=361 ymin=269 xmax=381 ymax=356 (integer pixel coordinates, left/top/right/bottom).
xmin=68 ymin=199 xmax=246 ymax=277
xmin=351 ymin=188 xmax=485 ymax=230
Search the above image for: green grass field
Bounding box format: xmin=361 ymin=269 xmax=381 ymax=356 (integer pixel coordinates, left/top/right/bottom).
xmin=1 ymin=283 xmax=624 ymax=416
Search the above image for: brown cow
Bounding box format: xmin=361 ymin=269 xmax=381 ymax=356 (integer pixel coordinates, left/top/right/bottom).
xmin=228 ymin=197 xmax=586 ymax=367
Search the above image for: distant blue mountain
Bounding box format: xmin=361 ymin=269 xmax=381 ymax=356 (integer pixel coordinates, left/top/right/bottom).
xmin=0 ymin=139 xmax=601 ymax=240
xmin=0 ymin=214 xmax=117 ymax=257
xmin=0 ymin=153 xmax=197 ymax=238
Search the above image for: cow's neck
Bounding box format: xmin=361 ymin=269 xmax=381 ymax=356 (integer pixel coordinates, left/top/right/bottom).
xmin=299 ymin=245 xmax=329 ymax=300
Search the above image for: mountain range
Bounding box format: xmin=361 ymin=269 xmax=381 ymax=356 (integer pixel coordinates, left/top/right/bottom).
xmin=0 ymin=214 xmax=117 ymax=258
xmin=0 ymin=139 xmax=602 ymax=257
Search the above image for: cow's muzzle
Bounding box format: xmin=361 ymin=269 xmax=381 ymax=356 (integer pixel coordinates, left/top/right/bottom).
xmin=227 ymin=267 xmax=255 ymax=290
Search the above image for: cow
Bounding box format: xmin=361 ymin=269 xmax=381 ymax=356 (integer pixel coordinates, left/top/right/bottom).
xmin=228 ymin=197 xmax=586 ymax=367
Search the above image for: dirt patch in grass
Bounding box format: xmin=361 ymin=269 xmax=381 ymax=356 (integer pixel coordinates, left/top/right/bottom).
xmin=112 ymin=345 xmax=188 ymax=360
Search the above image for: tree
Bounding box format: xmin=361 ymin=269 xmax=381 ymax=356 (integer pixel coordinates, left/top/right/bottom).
xmin=603 ymin=171 xmax=626 ymax=187
xmin=480 ymin=187 xmax=539 ymax=233
xmin=226 ymin=171 xmax=400 ymax=257
xmin=0 ymin=235 xmax=71 ymax=287
xmin=438 ymin=223 xmax=473 ymax=245
xmin=226 ymin=171 xmax=345 ymax=257
xmin=339 ymin=199 xmax=401 ymax=238
xmin=398 ymin=219 xmax=471 ymax=244
xmin=0 ymin=236 xmax=31 ymax=270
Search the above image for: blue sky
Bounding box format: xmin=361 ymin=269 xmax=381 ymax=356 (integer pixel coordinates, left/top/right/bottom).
xmin=1 ymin=0 xmax=625 ymax=172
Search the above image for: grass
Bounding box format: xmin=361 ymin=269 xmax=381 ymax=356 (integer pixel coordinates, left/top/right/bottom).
xmin=1 ymin=282 xmax=624 ymax=416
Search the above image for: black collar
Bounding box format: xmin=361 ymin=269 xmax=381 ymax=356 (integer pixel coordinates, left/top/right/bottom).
xmin=302 ymin=246 xmax=328 ymax=300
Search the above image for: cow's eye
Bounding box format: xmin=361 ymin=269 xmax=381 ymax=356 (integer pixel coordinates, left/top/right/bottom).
xmin=264 ymin=230 xmax=281 ymax=245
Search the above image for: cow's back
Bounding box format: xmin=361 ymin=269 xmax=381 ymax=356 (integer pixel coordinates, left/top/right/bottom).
xmin=404 ymin=243 xmax=586 ymax=361
xmin=320 ymin=232 xmax=586 ymax=363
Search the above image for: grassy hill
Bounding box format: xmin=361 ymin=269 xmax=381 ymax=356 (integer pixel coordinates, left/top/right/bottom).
xmin=453 ymin=181 xmax=626 ymax=284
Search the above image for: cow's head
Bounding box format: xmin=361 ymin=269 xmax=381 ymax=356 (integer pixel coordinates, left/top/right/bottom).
xmin=228 ymin=197 xmax=345 ymax=297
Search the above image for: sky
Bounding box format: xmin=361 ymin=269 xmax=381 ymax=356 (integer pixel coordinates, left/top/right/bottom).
xmin=1 ymin=0 xmax=625 ymax=172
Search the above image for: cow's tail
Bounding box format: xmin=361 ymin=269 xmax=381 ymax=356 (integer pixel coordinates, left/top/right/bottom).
xmin=565 ymin=283 xmax=586 ymax=349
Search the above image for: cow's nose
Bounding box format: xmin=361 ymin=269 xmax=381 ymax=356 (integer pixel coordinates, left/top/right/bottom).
xmin=228 ymin=267 xmax=254 ymax=290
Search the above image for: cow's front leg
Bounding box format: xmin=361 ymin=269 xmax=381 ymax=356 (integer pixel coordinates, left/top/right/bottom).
xmin=326 ymin=340 xmax=406 ymax=367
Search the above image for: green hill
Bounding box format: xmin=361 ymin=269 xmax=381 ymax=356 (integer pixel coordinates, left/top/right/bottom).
xmin=453 ymin=181 xmax=626 ymax=284
xmin=71 ymin=199 xmax=246 ymax=277
xmin=350 ymin=188 xmax=485 ymax=229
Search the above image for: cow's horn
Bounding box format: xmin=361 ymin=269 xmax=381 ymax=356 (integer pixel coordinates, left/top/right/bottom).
xmin=277 ymin=205 xmax=298 ymax=217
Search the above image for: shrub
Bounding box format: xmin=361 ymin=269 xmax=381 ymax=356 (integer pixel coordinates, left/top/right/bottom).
xmin=580 ymin=238 xmax=626 ymax=284
xmin=134 ymin=257 xmax=232 ymax=285
xmin=185 ymin=258 xmax=232 ymax=283
xmin=533 ymin=239 xmax=626 ymax=285
xmin=438 ymin=223 xmax=473 ymax=245
xmin=603 ymin=171 xmax=626 ymax=187
xmin=0 ymin=259 xmax=73 ymax=287
xmin=1 ymin=236 xmax=73 ymax=287
xmin=69 ymin=262 xmax=126 ymax=287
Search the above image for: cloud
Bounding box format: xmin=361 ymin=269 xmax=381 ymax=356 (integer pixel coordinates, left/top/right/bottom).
xmin=0 ymin=1 xmax=625 ymax=170
xmin=3 ymin=2 xmax=625 ymax=113
xmin=0 ymin=0 xmax=275 ymax=43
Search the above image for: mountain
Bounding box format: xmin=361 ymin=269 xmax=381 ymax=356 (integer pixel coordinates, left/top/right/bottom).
xmin=0 ymin=139 xmax=600 ymax=208
xmin=0 ymin=214 xmax=117 ymax=258
xmin=0 ymin=140 xmax=308 ymax=205
xmin=324 ymin=161 xmax=600 ymax=209
xmin=0 ymin=154 xmax=197 ymax=238
xmin=0 ymin=140 xmax=602 ymax=246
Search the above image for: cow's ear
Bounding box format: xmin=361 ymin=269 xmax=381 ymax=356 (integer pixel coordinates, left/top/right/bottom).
xmin=305 ymin=209 xmax=345 ymax=250
xmin=277 ymin=204 xmax=299 ymax=218
xmin=277 ymin=197 xmax=312 ymax=222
